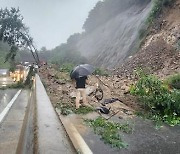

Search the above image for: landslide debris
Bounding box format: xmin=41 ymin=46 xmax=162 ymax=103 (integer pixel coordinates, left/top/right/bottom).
xmin=39 ymin=65 xmax=137 ymax=119
xmin=116 ymin=0 xmax=180 ymax=79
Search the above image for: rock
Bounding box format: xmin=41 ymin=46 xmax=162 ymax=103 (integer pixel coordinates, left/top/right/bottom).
xmin=86 ymin=86 xmax=96 ymax=96
xmin=121 ymin=84 xmax=129 ymax=94
xmin=70 ymin=91 xmax=76 ymax=98
xmin=62 ymin=90 xmax=68 ymax=95
xmin=70 ymin=86 xmax=96 ymax=98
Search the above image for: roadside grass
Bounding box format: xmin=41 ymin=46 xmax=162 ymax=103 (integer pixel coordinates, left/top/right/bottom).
xmin=74 ymin=106 xmax=94 ymax=114
xmin=85 ymin=117 xmax=132 ymax=149
xmin=56 ymin=102 xmax=94 ymax=116
xmin=57 ymin=102 xmax=74 ymax=116
xmin=135 ymin=110 xmax=180 ymax=129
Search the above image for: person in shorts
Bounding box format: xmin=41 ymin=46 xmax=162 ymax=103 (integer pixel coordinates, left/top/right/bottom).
xmin=74 ymin=76 xmax=88 ymax=109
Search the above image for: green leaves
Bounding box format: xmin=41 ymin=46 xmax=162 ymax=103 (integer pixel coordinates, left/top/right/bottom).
xmin=0 ymin=7 xmax=36 ymax=65
xmin=165 ymin=73 xmax=180 ymax=90
xmin=131 ymin=71 xmax=180 ymax=126
xmin=146 ymin=0 xmax=174 ymax=24
xmin=85 ymin=117 xmax=132 ymax=149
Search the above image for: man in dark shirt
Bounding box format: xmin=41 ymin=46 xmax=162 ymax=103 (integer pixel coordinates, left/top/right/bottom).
xmin=74 ymin=76 xmax=88 ymax=109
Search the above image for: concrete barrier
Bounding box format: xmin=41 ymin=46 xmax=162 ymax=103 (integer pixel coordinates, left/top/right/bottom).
xmin=35 ymin=74 xmax=75 ymax=154
xmin=5 ymin=74 xmax=91 ymax=153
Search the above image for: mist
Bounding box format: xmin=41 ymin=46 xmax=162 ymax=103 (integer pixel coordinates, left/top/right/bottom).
xmin=0 ymin=0 xmax=100 ymax=49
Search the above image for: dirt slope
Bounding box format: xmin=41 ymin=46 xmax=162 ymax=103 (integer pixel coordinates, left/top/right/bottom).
xmin=116 ymin=0 xmax=180 ymax=79
xmin=77 ymin=0 xmax=151 ymax=68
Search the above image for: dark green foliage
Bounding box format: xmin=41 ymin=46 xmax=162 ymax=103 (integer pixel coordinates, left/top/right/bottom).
xmin=49 ymin=33 xmax=87 ymax=66
xmin=59 ymin=63 xmax=74 ymax=73
xmin=0 ymin=8 xmax=37 ymax=67
xmin=130 ymin=70 xmax=180 ymax=126
xmin=57 ymin=102 xmax=74 ymax=116
xmin=74 ymin=106 xmax=94 ymax=114
xmin=146 ymin=0 xmax=174 ymax=24
xmin=24 ymin=65 xmax=35 ymax=88
xmin=56 ymin=102 xmax=94 ymax=116
xmin=139 ymin=0 xmax=174 ymax=44
xmin=0 ymin=80 xmax=24 ymax=90
xmin=94 ymin=68 xmax=109 ymax=76
xmin=85 ymin=117 xmax=132 ymax=149
xmin=51 ymin=49 xmax=87 ymax=67
xmin=0 ymin=42 xmax=10 ymax=68
xmin=162 ymin=0 xmax=174 ymax=6
xmin=165 ymin=74 xmax=180 ymax=89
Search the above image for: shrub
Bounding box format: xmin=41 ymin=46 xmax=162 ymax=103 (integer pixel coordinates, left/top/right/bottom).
xmin=165 ymin=73 xmax=180 ymax=90
xmin=59 ymin=63 xmax=74 ymax=73
xmin=94 ymin=68 xmax=109 ymax=76
xmin=146 ymin=0 xmax=174 ymax=24
xmin=130 ymin=71 xmax=180 ymax=125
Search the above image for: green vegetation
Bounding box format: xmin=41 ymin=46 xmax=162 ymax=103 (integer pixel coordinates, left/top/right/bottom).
xmin=24 ymin=66 xmax=35 ymax=88
xmin=85 ymin=117 xmax=132 ymax=149
xmin=0 ymin=66 xmax=36 ymax=90
xmin=0 ymin=42 xmax=10 ymax=68
xmin=56 ymin=102 xmax=94 ymax=116
xmin=130 ymin=70 xmax=180 ymax=126
xmin=9 ymin=81 xmax=25 ymax=88
xmin=138 ymin=0 xmax=174 ymax=43
xmin=59 ymin=63 xmax=75 ymax=73
xmin=165 ymin=73 xmax=180 ymax=89
xmin=0 ymin=8 xmax=37 ymax=69
xmin=94 ymin=68 xmax=109 ymax=76
xmin=146 ymin=0 xmax=173 ymax=24
xmin=50 ymin=34 xmax=87 ymax=67
xmin=74 ymin=106 xmax=94 ymax=114
xmin=0 ymin=55 xmax=10 ymax=68
xmin=51 ymin=49 xmax=86 ymax=67
xmin=57 ymin=102 xmax=74 ymax=116
xmin=0 ymin=81 xmax=25 ymax=90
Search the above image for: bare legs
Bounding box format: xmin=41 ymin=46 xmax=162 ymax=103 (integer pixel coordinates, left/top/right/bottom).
xmin=76 ymin=89 xmax=87 ymax=109
xmin=76 ymin=90 xmax=81 ymax=109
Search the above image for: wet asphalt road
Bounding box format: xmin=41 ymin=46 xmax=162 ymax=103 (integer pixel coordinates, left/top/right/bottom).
xmin=82 ymin=117 xmax=180 ymax=154
xmin=0 ymin=89 xmax=18 ymax=113
xmin=0 ymin=90 xmax=30 ymax=154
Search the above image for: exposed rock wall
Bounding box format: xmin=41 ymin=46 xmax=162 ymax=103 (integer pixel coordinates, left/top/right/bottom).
xmin=77 ymin=0 xmax=152 ymax=68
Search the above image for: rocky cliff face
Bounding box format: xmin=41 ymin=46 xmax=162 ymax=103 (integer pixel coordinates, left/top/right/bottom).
xmin=76 ymin=0 xmax=152 ymax=68
xmin=116 ymin=0 xmax=180 ymax=79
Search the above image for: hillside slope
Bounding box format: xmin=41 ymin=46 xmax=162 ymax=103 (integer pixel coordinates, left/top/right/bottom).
xmin=116 ymin=0 xmax=180 ymax=78
xmin=77 ymin=0 xmax=151 ymax=68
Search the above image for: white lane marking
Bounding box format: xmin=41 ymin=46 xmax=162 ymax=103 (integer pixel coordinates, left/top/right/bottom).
xmin=0 ymin=90 xmax=22 ymax=123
